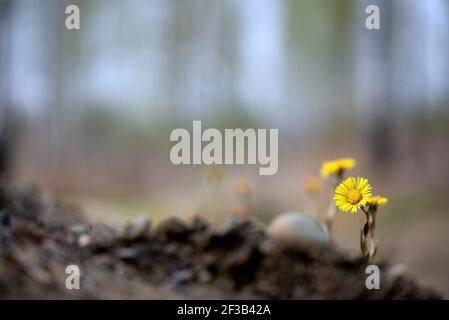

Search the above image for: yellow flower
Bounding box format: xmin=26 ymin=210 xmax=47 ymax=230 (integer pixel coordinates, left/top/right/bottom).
xmin=304 ymin=176 xmax=321 ymax=193
xmin=367 ymin=196 xmax=388 ymax=207
xmin=334 ymin=177 xmax=372 ymax=213
xmin=320 ymin=158 xmax=356 ymax=178
xmin=234 ymin=178 xmax=252 ymax=196
xmin=207 ymin=165 xmax=224 ymax=183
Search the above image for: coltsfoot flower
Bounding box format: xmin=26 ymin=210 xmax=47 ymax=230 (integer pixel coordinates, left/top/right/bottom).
xmin=234 ymin=178 xmax=252 ymax=196
xmin=206 ymin=165 xmax=224 ymax=184
xmin=304 ymin=176 xmax=321 ymax=194
xmin=334 ymin=177 xmax=372 ymax=213
xmin=320 ymin=158 xmax=356 ymax=178
xmin=367 ymin=196 xmax=388 ymax=208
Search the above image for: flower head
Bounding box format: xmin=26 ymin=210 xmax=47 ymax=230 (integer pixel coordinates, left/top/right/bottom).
xmin=367 ymin=196 xmax=388 ymax=208
xmin=334 ymin=177 xmax=372 ymax=213
xmin=304 ymin=176 xmax=321 ymax=194
xmin=206 ymin=165 xmax=224 ymax=184
xmin=234 ymin=178 xmax=252 ymax=196
xmin=321 ymin=158 xmax=356 ymax=178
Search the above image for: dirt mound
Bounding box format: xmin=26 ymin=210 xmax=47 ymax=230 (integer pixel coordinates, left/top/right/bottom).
xmin=0 ymin=180 xmax=440 ymax=299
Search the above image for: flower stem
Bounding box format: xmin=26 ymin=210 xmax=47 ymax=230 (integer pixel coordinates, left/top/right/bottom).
xmin=324 ymin=174 xmax=343 ymax=237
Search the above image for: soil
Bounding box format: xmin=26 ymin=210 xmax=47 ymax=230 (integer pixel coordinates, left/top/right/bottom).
xmin=0 ymin=179 xmax=440 ymax=299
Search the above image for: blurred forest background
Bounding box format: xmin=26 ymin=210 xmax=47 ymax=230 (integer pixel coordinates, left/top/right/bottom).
xmin=1 ymin=0 xmax=449 ymax=296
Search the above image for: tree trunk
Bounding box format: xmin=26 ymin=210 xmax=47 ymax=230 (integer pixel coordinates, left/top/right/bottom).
xmin=0 ymin=0 xmax=14 ymax=177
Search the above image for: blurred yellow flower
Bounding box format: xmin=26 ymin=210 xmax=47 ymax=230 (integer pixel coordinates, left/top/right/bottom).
xmin=334 ymin=177 xmax=372 ymax=213
xmin=304 ymin=176 xmax=321 ymax=193
xmin=234 ymin=178 xmax=252 ymax=196
xmin=367 ymin=196 xmax=388 ymax=207
xmin=320 ymin=158 xmax=356 ymax=178
xmin=206 ymin=165 xmax=224 ymax=183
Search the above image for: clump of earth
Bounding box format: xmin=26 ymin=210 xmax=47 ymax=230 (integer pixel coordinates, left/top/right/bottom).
xmin=0 ymin=179 xmax=440 ymax=299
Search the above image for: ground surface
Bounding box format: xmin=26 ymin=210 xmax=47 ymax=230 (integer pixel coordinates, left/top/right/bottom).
xmin=0 ymin=180 xmax=441 ymax=299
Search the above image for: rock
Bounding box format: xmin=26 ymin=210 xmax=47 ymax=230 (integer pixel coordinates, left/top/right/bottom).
xmin=198 ymin=270 xmax=212 ymax=283
xmin=190 ymin=216 xmax=208 ymax=232
xmin=121 ymin=217 xmax=151 ymax=241
xmin=78 ymin=234 xmax=91 ymax=247
xmin=0 ymin=210 xmax=11 ymax=227
xmin=0 ymin=210 xmax=12 ymax=253
xmin=41 ymin=240 xmax=64 ymax=264
xmin=268 ymin=212 xmax=329 ymax=250
xmin=4 ymin=183 xmax=44 ymax=220
xmin=258 ymin=239 xmax=275 ymax=255
xmin=116 ymin=244 xmax=153 ymax=265
xmin=209 ymin=216 xmax=255 ymax=249
xmin=216 ymin=215 xmax=241 ymax=237
xmin=172 ymin=269 xmax=194 ymax=285
xmin=116 ymin=247 xmax=140 ymax=262
xmin=157 ymin=217 xmax=190 ymax=241
xmin=163 ymin=243 xmax=179 ymax=255
xmin=70 ymin=223 xmax=89 ymax=235
xmin=90 ymin=224 xmax=117 ymax=250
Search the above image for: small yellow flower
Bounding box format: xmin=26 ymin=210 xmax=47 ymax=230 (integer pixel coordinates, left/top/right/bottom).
xmin=207 ymin=165 xmax=224 ymax=183
xmin=304 ymin=176 xmax=321 ymax=193
xmin=320 ymin=158 xmax=356 ymax=178
xmin=234 ymin=178 xmax=252 ymax=196
xmin=367 ymin=196 xmax=388 ymax=207
xmin=334 ymin=177 xmax=372 ymax=213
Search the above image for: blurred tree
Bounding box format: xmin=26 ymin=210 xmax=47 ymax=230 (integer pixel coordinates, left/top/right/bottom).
xmin=0 ymin=0 xmax=14 ymax=177
xmin=161 ymin=0 xmax=241 ymax=120
xmin=357 ymin=0 xmax=395 ymax=169
xmin=285 ymin=0 xmax=354 ymax=130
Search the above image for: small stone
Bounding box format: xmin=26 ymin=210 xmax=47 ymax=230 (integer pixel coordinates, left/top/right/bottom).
xmin=224 ymin=242 xmax=260 ymax=270
xmin=0 ymin=210 xmax=12 ymax=252
xmin=268 ymin=212 xmax=329 ymax=250
xmin=43 ymin=239 xmax=61 ymax=255
xmin=41 ymin=240 xmax=63 ymax=264
xmin=209 ymin=216 xmax=249 ymax=248
xmin=78 ymin=234 xmax=91 ymax=247
xmin=258 ymin=239 xmax=275 ymax=255
xmin=116 ymin=244 xmax=153 ymax=265
xmin=116 ymin=247 xmax=138 ymax=262
xmin=70 ymin=223 xmax=89 ymax=235
xmin=121 ymin=217 xmax=151 ymax=241
xmin=198 ymin=270 xmax=212 ymax=283
xmin=216 ymin=215 xmax=241 ymax=236
xmin=157 ymin=217 xmax=190 ymax=241
xmin=90 ymin=224 xmax=117 ymax=249
xmin=190 ymin=216 xmax=208 ymax=232
xmin=172 ymin=269 xmax=194 ymax=285
xmin=0 ymin=210 xmax=11 ymax=227
xmin=163 ymin=243 xmax=178 ymax=255
xmin=256 ymin=280 xmax=278 ymax=296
